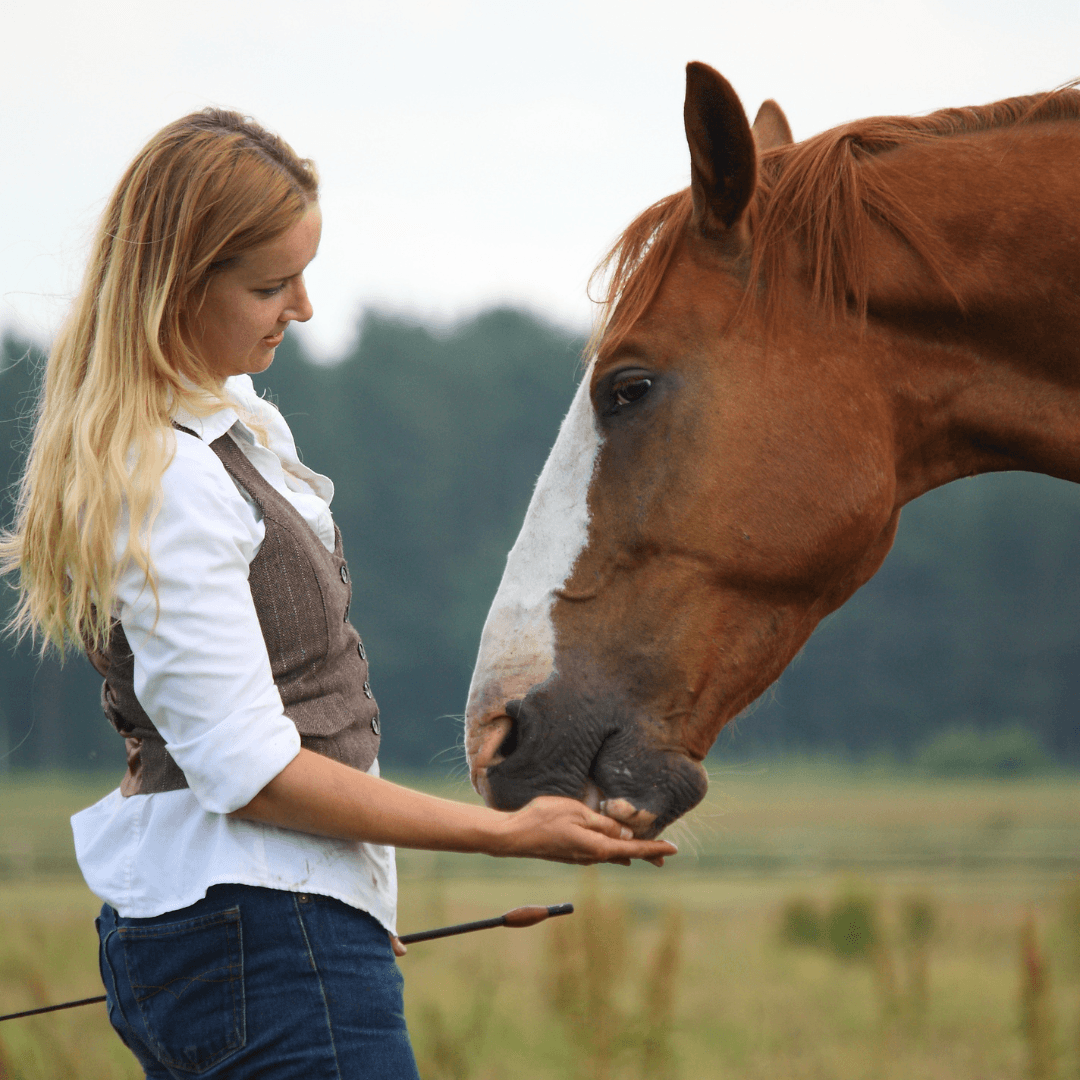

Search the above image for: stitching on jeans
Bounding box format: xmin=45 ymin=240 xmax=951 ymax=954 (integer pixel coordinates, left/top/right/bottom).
xmin=100 ymin=925 xmax=135 ymax=1034
xmin=119 ymin=908 xmax=246 ymax=1070
xmin=293 ymin=892 xmax=344 ymax=1080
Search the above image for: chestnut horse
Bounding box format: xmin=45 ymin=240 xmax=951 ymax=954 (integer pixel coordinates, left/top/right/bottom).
xmin=465 ymin=62 xmax=1080 ymax=838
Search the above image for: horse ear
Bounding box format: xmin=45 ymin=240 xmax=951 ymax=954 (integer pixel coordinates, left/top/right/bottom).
xmin=684 ymin=62 xmax=757 ymax=237
xmin=752 ymin=99 xmax=794 ymax=152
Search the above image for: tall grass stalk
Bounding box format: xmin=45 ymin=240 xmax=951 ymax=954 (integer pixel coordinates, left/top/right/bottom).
xmin=1020 ymin=912 xmax=1056 ymax=1079
xmin=0 ymin=1029 xmax=13 ymax=1080
xmin=543 ymin=872 xmax=685 ymax=1080
xmin=543 ymin=871 xmax=630 ymax=1080
xmin=900 ymin=895 xmax=937 ymax=1026
xmin=638 ymin=907 xmax=682 ymax=1080
xmin=414 ymin=954 xmax=501 ymax=1080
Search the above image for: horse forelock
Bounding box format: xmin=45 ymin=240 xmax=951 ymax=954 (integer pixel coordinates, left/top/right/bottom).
xmin=591 ymin=84 xmax=1080 ymax=357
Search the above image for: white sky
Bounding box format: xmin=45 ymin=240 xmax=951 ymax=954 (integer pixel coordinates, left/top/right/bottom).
xmin=3 ymin=0 xmax=1078 ymax=358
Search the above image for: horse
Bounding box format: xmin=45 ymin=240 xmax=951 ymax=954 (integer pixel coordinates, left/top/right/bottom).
xmin=463 ymin=62 xmax=1080 ymax=839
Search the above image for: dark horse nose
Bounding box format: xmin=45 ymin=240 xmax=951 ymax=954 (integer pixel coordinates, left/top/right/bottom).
xmin=486 ymin=681 xmax=709 ymax=833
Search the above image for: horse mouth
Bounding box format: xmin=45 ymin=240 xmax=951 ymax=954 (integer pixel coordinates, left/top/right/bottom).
xmin=579 ymin=781 xmax=661 ymax=838
xmin=469 ymin=698 xmax=702 ymax=840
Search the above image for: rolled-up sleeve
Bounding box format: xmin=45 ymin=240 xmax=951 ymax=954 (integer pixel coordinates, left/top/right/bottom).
xmin=115 ymin=433 xmax=301 ymax=813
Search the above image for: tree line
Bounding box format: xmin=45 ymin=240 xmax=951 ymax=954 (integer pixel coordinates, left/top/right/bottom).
xmin=1 ymin=310 xmax=1078 ymax=775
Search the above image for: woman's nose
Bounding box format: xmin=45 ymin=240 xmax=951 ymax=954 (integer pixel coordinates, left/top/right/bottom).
xmin=283 ymin=279 xmax=313 ymax=323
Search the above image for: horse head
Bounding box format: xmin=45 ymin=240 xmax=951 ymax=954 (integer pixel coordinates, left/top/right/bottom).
xmin=464 ymin=63 xmax=1080 ymax=836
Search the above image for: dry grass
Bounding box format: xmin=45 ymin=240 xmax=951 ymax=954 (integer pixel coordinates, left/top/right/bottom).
xmin=2 ymin=765 xmax=1080 ymax=1078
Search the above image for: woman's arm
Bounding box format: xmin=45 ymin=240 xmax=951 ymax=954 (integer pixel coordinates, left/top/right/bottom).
xmin=230 ymin=747 xmax=677 ymax=866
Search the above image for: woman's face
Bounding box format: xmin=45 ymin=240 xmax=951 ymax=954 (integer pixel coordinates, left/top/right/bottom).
xmin=187 ymin=203 xmax=322 ymax=382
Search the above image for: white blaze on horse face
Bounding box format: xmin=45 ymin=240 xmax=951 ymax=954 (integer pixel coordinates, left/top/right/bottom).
xmin=466 ymin=366 xmax=601 ymax=791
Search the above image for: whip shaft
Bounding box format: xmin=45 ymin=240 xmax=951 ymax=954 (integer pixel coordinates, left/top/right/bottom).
xmin=0 ymin=902 xmax=574 ymax=1022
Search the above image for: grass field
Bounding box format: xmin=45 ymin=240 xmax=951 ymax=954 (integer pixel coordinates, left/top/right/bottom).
xmin=2 ymin=763 xmax=1080 ymax=1079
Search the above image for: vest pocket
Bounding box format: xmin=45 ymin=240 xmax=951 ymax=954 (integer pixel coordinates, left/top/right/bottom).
xmin=119 ymin=907 xmax=245 ymax=1072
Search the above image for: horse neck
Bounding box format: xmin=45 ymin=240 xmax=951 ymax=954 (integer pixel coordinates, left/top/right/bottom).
xmin=861 ymin=120 xmax=1080 ymax=505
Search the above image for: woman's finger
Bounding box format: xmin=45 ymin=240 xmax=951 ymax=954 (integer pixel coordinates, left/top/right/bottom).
xmin=582 ymin=812 xmax=631 ymax=839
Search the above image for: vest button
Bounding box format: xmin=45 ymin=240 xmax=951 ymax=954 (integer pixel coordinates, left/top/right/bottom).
xmin=363 ymin=681 xmax=373 ymax=699
xmin=371 ymin=714 xmax=380 ymax=735
xmin=340 ymin=565 xmax=349 ymax=584
xmin=343 ymin=603 xmax=349 ymax=621
xmin=357 ymin=640 xmax=366 ymax=661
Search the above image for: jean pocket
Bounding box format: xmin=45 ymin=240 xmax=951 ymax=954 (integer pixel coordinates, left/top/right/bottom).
xmin=119 ymin=906 xmax=245 ymax=1073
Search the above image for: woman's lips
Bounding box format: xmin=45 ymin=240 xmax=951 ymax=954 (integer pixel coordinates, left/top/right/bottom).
xmin=263 ymin=331 xmax=284 ymax=347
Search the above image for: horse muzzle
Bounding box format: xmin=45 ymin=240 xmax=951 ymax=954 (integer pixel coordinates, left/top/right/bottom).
xmin=467 ymin=680 xmax=708 ymax=839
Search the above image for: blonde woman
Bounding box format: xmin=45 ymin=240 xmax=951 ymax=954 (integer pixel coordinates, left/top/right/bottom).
xmin=1 ymin=111 xmax=676 ymax=1078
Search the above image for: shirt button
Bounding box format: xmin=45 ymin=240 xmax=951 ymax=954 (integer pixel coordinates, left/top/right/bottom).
xmin=363 ymin=681 xmax=373 ymax=699
xmin=340 ymin=565 xmax=349 ymax=584
xmin=371 ymin=714 xmax=381 ymax=735
xmin=357 ymin=641 xmax=366 ymax=661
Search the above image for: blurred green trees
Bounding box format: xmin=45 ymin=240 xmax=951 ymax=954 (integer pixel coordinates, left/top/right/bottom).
xmin=1 ymin=309 xmax=1080 ymax=774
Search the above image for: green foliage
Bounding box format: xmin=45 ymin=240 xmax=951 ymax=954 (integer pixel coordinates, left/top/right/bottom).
xmin=916 ymin=724 xmax=1053 ymax=779
xmin=3 ymin=310 xmax=1080 ymax=774
xmin=779 ymin=897 xmax=822 ymax=947
xmin=824 ymin=891 xmax=880 ymax=963
xmin=0 ymin=313 xmax=583 ymax=772
xmin=900 ymin=895 xmax=937 ymax=949
xmin=899 ymin=894 xmax=938 ymax=1023
xmin=543 ymin=873 xmax=684 ymax=1080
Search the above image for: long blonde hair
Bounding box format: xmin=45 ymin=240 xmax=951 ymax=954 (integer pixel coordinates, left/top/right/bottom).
xmin=0 ymin=109 xmax=318 ymax=653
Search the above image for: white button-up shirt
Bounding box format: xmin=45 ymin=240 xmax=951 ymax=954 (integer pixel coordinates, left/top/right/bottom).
xmin=71 ymin=375 xmax=397 ymax=928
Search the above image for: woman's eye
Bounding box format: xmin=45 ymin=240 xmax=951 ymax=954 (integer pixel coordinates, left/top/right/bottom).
xmin=258 ymin=285 xmax=285 ymax=297
xmin=613 ymin=378 xmax=652 ymax=408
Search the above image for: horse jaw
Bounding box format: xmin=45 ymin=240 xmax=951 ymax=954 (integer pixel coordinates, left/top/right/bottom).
xmin=465 ymin=367 xmax=600 ymax=800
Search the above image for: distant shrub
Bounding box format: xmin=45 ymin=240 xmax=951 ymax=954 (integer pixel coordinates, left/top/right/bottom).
xmin=825 ymin=892 xmax=879 ymax=962
xmin=900 ymin=895 xmax=937 ymax=949
xmin=780 ymin=898 xmax=822 ymax=947
xmin=900 ymin=894 xmax=938 ymax=1021
xmin=915 ymin=724 xmax=1052 ymax=779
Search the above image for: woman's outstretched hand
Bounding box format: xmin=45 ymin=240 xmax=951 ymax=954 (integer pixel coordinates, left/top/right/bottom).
xmin=497 ymin=796 xmax=677 ymax=867
xmin=232 ymin=750 xmax=677 ymax=867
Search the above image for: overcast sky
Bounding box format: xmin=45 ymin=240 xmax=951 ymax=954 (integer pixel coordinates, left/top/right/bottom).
xmin=3 ymin=0 xmax=1078 ymax=358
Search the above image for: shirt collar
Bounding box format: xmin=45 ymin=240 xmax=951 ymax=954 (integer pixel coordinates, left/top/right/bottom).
xmin=171 ymin=376 xmax=252 ymax=445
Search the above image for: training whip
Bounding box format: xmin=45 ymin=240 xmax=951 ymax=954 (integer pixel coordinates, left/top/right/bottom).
xmin=0 ymin=902 xmax=574 ymax=1023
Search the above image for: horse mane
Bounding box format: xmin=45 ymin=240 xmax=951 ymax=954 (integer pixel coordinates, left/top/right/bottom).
xmin=590 ymin=86 xmax=1080 ymax=358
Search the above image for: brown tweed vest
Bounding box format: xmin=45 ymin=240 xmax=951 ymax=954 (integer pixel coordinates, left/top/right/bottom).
xmin=89 ymin=429 xmax=381 ymax=796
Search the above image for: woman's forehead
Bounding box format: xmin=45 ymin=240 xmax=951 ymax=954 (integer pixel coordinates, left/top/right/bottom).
xmin=238 ymin=205 xmax=322 ymax=277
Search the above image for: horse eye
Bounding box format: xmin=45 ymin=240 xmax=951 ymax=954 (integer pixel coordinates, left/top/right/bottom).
xmin=613 ymin=378 xmax=652 ymax=408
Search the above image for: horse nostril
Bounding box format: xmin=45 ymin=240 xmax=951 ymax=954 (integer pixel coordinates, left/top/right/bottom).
xmin=498 ymin=702 xmax=523 ymax=759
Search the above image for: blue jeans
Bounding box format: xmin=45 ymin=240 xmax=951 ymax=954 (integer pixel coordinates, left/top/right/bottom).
xmin=96 ymin=884 xmax=420 ymax=1079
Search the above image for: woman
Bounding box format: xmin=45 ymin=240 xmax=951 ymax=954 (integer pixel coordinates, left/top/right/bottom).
xmin=0 ymin=110 xmax=676 ymax=1077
